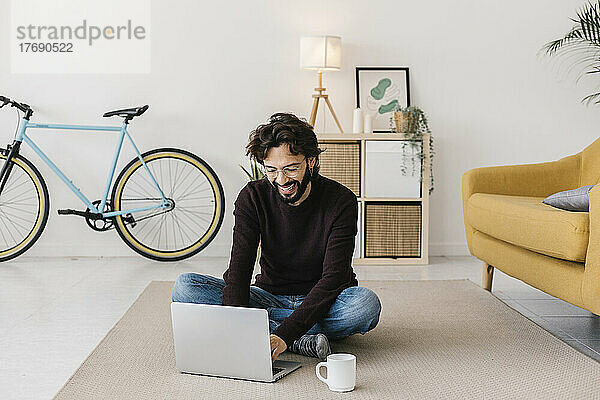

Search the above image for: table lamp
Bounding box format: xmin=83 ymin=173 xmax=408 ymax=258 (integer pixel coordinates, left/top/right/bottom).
xmin=300 ymin=35 xmax=344 ymax=133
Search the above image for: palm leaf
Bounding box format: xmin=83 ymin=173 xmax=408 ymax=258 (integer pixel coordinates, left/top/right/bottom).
xmin=543 ymin=1 xmax=600 ymax=104
xmin=239 ymin=165 xmax=254 ymax=181
xmin=543 ymin=28 xmax=586 ymax=55
xmin=586 ymin=65 xmax=600 ymax=73
xmin=251 ymin=159 xmax=264 ymax=180
xmin=240 ymin=159 xmax=265 ymax=181
xmin=576 ymin=1 xmax=600 ymax=44
xmin=582 ymin=91 xmax=600 ymax=104
xmin=544 ymin=2 xmax=600 ymax=54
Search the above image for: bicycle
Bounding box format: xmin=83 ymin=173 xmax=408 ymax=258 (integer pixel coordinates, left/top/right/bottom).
xmin=0 ymin=96 xmax=225 ymax=262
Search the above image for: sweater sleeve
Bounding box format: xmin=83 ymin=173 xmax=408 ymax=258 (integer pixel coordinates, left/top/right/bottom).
xmin=273 ymin=193 xmax=358 ymax=346
xmin=222 ymin=185 xmax=260 ymax=307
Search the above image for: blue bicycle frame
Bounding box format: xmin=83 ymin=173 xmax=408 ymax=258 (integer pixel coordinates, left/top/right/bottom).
xmin=14 ymin=118 xmax=168 ymax=218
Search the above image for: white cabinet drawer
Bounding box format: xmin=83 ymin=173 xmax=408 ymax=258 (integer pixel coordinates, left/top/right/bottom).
xmin=365 ymin=140 xmax=421 ymax=198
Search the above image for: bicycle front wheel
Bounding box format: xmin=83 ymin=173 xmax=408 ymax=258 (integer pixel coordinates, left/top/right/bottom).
xmin=111 ymin=148 xmax=225 ymax=261
xmin=0 ymin=151 xmax=49 ymax=262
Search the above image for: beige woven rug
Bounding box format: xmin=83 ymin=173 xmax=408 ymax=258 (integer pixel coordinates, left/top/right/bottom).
xmin=54 ymin=280 xmax=600 ymax=399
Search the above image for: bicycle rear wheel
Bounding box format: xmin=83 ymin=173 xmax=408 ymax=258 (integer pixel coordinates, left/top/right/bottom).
xmin=0 ymin=150 xmax=49 ymax=262
xmin=111 ymin=148 xmax=225 ymax=261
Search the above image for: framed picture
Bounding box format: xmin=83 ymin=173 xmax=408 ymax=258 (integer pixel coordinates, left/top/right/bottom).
xmin=355 ymin=67 xmax=410 ymax=133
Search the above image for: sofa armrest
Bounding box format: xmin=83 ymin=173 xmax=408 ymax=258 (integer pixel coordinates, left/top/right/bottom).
xmin=462 ymin=153 xmax=581 ymax=200
xmin=583 ymin=185 xmax=600 ymax=314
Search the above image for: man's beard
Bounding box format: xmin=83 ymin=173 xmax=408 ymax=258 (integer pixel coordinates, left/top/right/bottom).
xmin=271 ymin=169 xmax=312 ymax=204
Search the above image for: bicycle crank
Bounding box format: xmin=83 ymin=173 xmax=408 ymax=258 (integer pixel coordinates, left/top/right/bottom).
xmin=57 ymin=200 xmax=115 ymax=232
xmin=85 ymin=200 xmax=114 ymax=231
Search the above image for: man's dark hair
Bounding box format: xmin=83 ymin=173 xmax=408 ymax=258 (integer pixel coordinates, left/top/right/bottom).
xmin=246 ymin=113 xmax=324 ymax=175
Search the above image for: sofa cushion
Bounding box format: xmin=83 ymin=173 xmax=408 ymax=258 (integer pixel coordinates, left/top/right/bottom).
xmin=542 ymin=185 xmax=594 ymax=212
xmin=466 ymin=193 xmax=589 ymax=262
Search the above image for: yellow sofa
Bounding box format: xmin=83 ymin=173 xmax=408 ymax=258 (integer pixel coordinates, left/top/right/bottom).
xmin=462 ymin=137 xmax=600 ymax=316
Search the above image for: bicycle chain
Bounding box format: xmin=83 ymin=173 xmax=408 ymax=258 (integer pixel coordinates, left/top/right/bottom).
xmin=104 ymin=198 xmax=173 ymax=231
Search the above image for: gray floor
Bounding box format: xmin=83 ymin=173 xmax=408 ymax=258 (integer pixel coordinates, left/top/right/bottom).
xmin=1 ymin=255 xmax=599 ymax=400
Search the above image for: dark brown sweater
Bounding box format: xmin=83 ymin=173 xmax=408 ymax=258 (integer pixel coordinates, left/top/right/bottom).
xmin=222 ymin=174 xmax=358 ymax=346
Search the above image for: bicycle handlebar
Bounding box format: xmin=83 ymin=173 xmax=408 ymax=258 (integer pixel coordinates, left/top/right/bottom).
xmin=12 ymin=101 xmax=31 ymax=112
xmin=0 ymin=96 xmax=31 ymax=113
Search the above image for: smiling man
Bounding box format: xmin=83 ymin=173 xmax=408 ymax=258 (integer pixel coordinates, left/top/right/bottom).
xmin=172 ymin=113 xmax=382 ymax=361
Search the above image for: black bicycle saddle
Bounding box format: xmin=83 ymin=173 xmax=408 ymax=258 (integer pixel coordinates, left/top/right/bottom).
xmin=103 ymin=105 xmax=149 ymax=119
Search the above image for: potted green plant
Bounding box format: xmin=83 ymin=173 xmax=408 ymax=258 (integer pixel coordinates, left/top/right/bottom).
xmin=240 ymin=158 xmax=265 ymax=182
xmin=543 ymin=1 xmax=600 ymax=104
xmin=390 ymin=105 xmax=435 ymax=194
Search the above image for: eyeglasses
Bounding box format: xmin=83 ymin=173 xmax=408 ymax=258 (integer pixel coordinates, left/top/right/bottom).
xmin=263 ymin=158 xmax=306 ymax=179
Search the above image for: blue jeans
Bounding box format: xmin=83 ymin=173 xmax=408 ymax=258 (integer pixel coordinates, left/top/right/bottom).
xmin=171 ymin=273 xmax=382 ymax=341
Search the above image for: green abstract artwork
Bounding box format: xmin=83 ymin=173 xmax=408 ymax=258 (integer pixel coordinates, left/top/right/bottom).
xmin=370 ymin=78 xmax=392 ymax=100
xmin=378 ymin=100 xmax=399 ymax=114
xmin=357 ymin=67 xmax=409 ymax=131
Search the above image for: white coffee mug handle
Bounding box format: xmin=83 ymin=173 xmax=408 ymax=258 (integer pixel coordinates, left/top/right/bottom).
xmin=316 ymin=361 xmax=328 ymax=384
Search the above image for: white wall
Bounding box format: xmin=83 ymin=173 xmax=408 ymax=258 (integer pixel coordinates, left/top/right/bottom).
xmin=1 ymin=0 xmax=599 ymax=259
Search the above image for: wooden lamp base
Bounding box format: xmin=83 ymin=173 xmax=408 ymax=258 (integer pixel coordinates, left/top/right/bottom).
xmin=309 ymin=71 xmax=344 ymax=133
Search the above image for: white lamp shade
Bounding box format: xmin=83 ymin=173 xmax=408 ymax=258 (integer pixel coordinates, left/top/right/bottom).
xmin=300 ymin=35 xmax=342 ymax=71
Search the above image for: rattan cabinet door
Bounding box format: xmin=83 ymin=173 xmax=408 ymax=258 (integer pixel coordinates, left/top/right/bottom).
xmin=319 ymin=141 xmax=361 ymax=196
xmin=364 ymin=202 xmax=421 ymax=258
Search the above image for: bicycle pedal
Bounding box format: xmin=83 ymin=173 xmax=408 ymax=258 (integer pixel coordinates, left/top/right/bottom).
xmin=58 ymin=209 xmax=103 ymax=219
xmin=57 ymin=209 xmax=77 ymax=215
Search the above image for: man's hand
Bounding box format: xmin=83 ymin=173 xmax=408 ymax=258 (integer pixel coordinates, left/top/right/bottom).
xmin=270 ymin=334 xmax=287 ymax=361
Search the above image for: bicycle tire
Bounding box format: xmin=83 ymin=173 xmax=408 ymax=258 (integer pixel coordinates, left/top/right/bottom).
xmin=111 ymin=148 xmax=225 ymax=261
xmin=0 ymin=150 xmax=50 ymax=262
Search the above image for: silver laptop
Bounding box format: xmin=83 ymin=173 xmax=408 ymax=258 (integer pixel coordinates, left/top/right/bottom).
xmin=171 ymin=302 xmax=301 ymax=382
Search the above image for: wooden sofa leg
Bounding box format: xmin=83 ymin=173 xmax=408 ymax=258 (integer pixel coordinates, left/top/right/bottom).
xmin=482 ymin=262 xmax=494 ymax=291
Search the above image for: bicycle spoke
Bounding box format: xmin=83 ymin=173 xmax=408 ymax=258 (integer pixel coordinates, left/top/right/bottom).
xmin=0 ymin=158 xmax=44 ymax=258
xmin=0 ymin=208 xmax=28 ymax=237
xmin=158 ymin=213 xmax=168 ymax=249
xmin=170 ymin=158 xmax=179 ymax=197
xmin=171 ymin=210 xmax=194 ymax=246
xmin=2 ymin=193 xmax=37 ymax=205
xmin=124 ymin=180 xmax=154 ymax=199
xmin=0 ymin=201 xmax=37 ymax=207
xmin=0 ymin=212 xmax=19 ymax=245
xmin=0 ymin=219 xmax=11 ymax=247
xmin=170 ymin=161 xmax=186 ymax=196
xmin=173 ymin=207 xmax=213 ymax=213
xmin=175 ymin=207 xmax=213 ymax=223
xmin=168 ymin=159 xmax=173 ymax=199
xmin=140 ymin=165 xmax=162 ymax=196
xmin=136 ymin=218 xmax=160 ymax=244
xmin=171 ymin=209 xmax=207 ymax=241
xmin=0 ymin=206 xmax=36 ymax=225
xmin=171 ymin=163 xmax=195 ymax=195
xmin=0 ymin=173 xmax=28 ymax=197
xmin=177 ymin=187 xmax=212 ymax=201
xmin=177 ymin=174 xmax=207 ymax=200
xmin=175 ymin=196 xmax=216 ymax=202
xmin=148 ymin=214 xmax=166 ymax=248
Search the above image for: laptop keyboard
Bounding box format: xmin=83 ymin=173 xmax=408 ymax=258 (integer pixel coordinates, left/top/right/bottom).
xmin=272 ymin=367 xmax=285 ymax=375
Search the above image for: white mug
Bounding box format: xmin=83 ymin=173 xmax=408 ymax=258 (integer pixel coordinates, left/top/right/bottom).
xmin=315 ymin=353 xmax=356 ymax=392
